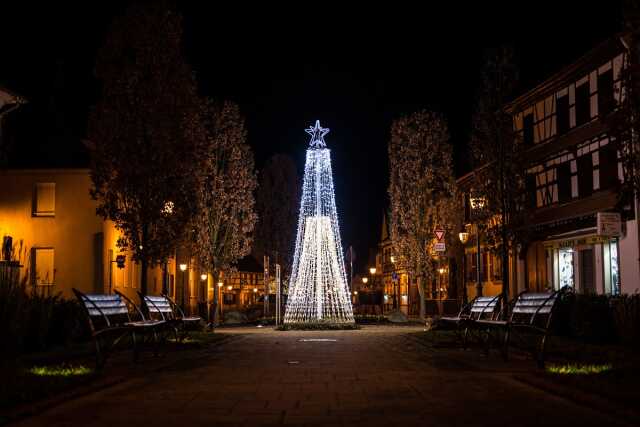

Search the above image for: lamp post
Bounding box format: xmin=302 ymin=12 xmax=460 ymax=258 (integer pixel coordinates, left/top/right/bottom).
xmin=458 ymin=231 xmax=469 ymax=304
xmin=179 ymin=263 xmax=187 ymax=311
xmin=200 ymin=273 xmax=208 ymax=320
xmin=470 ymin=197 xmax=486 ymax=297
xmin=218 ymin=281 xmax=224 ymax=320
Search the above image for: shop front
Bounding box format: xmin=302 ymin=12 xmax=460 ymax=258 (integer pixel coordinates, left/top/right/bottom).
xmin=544 ymin=230 xmax=620 ymax=295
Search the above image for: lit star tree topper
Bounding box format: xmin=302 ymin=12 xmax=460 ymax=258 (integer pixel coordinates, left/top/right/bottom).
xmin=284 ymin=120 xmax=355 ymax=324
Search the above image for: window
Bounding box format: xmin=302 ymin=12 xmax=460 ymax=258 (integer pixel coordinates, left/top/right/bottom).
xmin=557 ymin=162 xmax=572 ymax=203
xmin=556 ymin=95 xmax=570 ymax=135
xmin=32 ymin=247 xmax=55 ymax=286
xmin=598 ymin=144 xmax=619 ymax=190
xmin=575 ymin=83 xmax=591 ymax=126
xmin=577 ymin=154 xmax=594 ymax=197
xmin=598 ymin=70 xmax=615 ymax=117
xmin=525 ymin=174 xmax=537 ymax=208
xmin=523 ymin=113 xmax=534 ymax=145
xmin=33 ymin=183 xmax=55 ymax=216
xmin=223 ymin=293 xmax=236 ymax=304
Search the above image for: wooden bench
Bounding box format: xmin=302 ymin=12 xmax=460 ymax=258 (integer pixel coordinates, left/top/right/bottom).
xmin=476 ymin=287 xmax=570 ymax=367
xmin=139 ymin=292 xmax=202 ymax=341
xmin=73 ymin=289 xmax=166 ymax=369
xmin=433 ymin=295 xmax=502 ymax=347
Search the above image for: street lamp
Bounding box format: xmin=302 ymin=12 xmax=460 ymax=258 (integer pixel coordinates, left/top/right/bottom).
xmin=201 ymin=273 xmax=208 ymax=281
xmin=458 ymin=231 xmax=469 ymax=304
xmin=362 ymin=277 xmax=368 ymax=284
xmin=369 ymin=267 xmax=376 ymax=275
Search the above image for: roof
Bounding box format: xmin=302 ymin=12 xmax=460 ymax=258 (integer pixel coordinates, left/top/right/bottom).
xmin=506 ymin=34 xmax=628 ymax=113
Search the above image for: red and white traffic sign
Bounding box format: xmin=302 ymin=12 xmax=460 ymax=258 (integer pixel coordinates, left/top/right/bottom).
xmin=434 ymin=229 xmax=445 ymax=241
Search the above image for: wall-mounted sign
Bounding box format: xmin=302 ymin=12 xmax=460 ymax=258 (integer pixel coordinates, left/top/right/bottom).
xmin=544 ymin=235 xmax=610 ymax=250
xmin=434 ymin=242 xmax=446 ymax=252
xmin=597 ymin=212 xmax=621 ymax=237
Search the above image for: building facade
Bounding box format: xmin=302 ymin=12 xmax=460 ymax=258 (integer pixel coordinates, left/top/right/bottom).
xmin=459 ymin=35 xmax=640 ymax=299
xmin=0 ymin=168 xmax=271 ymax=317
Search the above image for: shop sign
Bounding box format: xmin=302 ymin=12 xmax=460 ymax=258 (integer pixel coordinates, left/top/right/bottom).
xmin=544 ymin=235 xmax=609 ymax=250
xmin=597 ymin=212 xmax=621 ymax=237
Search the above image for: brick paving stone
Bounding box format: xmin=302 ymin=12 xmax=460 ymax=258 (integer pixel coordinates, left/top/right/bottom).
xmin=10 ymin=325 xmax=637 ymax=427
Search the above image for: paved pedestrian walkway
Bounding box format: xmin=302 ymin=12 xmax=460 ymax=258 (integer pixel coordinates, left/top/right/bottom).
xmin=13 ymin=326 xmax=634 ymax=426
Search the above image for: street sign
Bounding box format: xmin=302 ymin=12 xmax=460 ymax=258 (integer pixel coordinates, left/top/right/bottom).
xmin=597 ymin=212 xmax=621 ymax=237
xmin=434 ymin=242 xmax=446 ymax=252
xmin=434 ymin=229 xmax=445 ymax=241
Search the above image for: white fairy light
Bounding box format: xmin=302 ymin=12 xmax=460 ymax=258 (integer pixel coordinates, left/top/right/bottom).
xmin=284 ymin=120 xmax=355 ymax=324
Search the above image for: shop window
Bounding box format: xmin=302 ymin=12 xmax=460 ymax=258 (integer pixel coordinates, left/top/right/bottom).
xmin=32 ymin=247 xmax=55 ymax=286
xmin=558 ymin=248 xmax=574 ymax=289
xmin=598 ymin=70 xmax=615 ymax=117
xmin=575 ymin=83 xmax=591 ymax=127
xmin=33 ymin=183 xmax=56 ymax=217
xmin=556 ymin=95 xmax=570 ymax=135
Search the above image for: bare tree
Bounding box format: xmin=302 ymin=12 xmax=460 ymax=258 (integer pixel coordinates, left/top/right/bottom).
xmin=188 ymin=99 xmax=257 ymax=324
xmin=388 ymin=110 xmax=460 ymax=320
xmin=88 ymin=2 xmax=199 ymax=295
xmin=253 ymin=154 xmax=299 ymax=281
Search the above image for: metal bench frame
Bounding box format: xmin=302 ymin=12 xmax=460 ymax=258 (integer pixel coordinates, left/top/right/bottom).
xmin=138 ymin=292 xmax=202 ymax=342
xmin=73 ymin=288 xmax=165 ymax=369
xmin=478 ymin=286 xmax=571 ymax=367
xmin=433 ymin=295 xmax=502 ymax=347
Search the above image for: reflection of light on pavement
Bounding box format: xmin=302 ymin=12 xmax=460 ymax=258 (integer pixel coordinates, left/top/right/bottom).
xmin=298 ymin=338 xmax=338 ymax=342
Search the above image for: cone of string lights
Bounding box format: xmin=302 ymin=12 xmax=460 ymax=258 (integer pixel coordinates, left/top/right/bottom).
xmin=283 ymin=120 xmax=355 ymax=325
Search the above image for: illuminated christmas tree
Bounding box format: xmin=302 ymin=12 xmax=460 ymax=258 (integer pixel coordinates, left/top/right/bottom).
xmin=284 ymin=120 xmax=355 ymax=324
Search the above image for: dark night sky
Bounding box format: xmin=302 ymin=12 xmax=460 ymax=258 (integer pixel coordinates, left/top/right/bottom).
xmin=0 ymin=2 xmax=623 ymax=272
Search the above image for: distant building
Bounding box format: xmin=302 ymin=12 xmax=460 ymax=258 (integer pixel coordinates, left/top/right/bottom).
xmin=0 ymin=167 xmax=271 ymax=316
xmin=459 ymin=35 xmax=640 ymax=298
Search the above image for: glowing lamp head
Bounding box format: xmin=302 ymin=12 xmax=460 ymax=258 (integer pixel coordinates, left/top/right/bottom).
xmin=227 ymin=285 xmax=232 ymax=291
xmin=470 ymin=197 xmax=486 ymax=210
xmin=200 ymin=273 xmax=207 ymax=281
xmin=253 ymin=288 xmax=258 ymax=293
xmin=217 ymin=282 xmax=223 ymax=287
xmin=438 ymin=267 xmax=446 ymax=275
xmin=354 ymin=291 xmax=358 ymax=295
xmin=369 ymin=267 xmax=376 ymax=275
xmin=179 ymin=263 xmax=187 ymax=272
xmin=390 ymin=256 xmax=396 ymax=263
xmin=458 ymin=232 xmax=469 ymax=244
xmin=362 ymin=277 xmax=368 ymax=284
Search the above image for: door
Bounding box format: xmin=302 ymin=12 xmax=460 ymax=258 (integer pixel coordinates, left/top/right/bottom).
xmin=580 ymin=249 xmax=595 ymax=294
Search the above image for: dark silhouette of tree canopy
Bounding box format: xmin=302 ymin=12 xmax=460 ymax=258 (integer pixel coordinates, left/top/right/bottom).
xmin=88 ymin=2 xmax=200 ymax=295
xmin=254 ymin=154 xmax=299 ymax=281
xmin=469 ymin=46 xmax=522 ymax=301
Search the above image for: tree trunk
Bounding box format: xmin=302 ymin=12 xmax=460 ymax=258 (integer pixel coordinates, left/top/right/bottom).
xmin=141 ymin=258 xmax=148 ymax=296
xmin=212 ymin=270 xmax=220 ymax=326
xmin=417 ymin=275 xmax=426 ymax=321
xmin=140 ymin=224 xmax=149 ymax=296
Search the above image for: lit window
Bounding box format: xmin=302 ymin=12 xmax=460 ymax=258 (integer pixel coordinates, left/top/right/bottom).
xmin=32 ymin=248 xmax=55 ymax=286
xmin=33 ymin=183 xmax=56 ymax=216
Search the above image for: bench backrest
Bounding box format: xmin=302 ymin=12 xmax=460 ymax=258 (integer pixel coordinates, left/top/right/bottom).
xmin=73 ymin=290 xmax=131 ymax=332
xmin=143 ymin=294 xmax=175 ymax=321
xmin=509 ymin=290 xmax=562 ymax=327
xmin=468 ymin=295 xmax=502 ymax=320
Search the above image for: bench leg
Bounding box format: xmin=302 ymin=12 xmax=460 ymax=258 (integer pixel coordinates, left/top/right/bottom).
xmin=537 ymin=334 xmax=549 ymax=369
xmin=501 ymin=326 xmax=510 ymax=362
xmin=94 ymin=337 xmax=105 ymax=371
